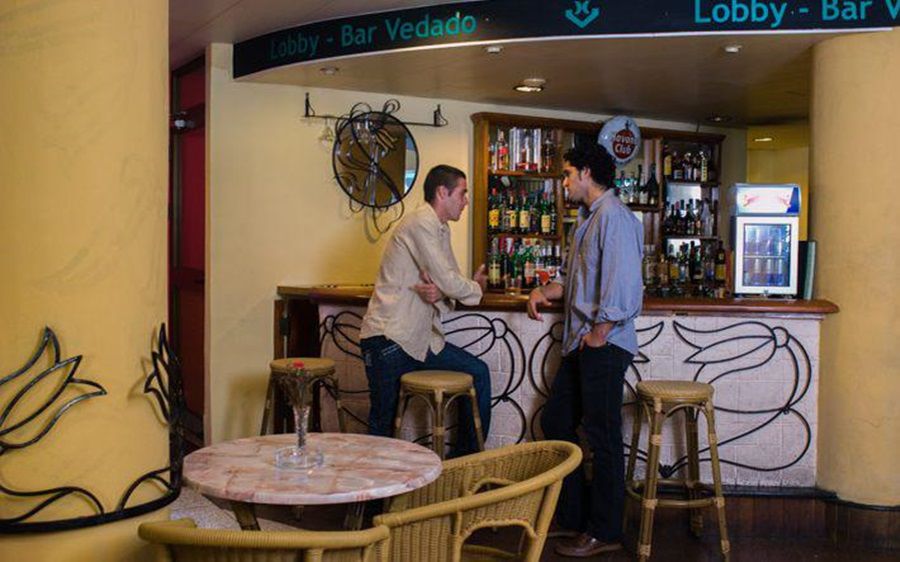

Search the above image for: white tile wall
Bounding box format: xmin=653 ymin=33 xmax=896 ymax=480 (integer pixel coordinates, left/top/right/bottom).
xmin=316 ymin=304 xmax=822 ymax=487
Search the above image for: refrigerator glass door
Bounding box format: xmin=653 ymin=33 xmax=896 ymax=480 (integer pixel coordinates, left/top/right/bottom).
xmin=734 ymin=217 xmax=798 ymax=295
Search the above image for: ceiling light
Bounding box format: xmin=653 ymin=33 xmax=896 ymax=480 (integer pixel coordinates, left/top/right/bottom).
xmin=484 ymin=45 xmax=503 ymax=54
xmin=320 ymin=66 xmax=339 ymax=75
xmin=522 ymin=77 xmax=546 ymax=87
xmin=754 ymin=137 xmax=775 ymax=142
xmin=514 ymin=84 xmax=544 ymax=93
xmin=706 ymin=115 xmax=732 ymax=123
xmin=723 ymin=44 xmax=743 ymax=54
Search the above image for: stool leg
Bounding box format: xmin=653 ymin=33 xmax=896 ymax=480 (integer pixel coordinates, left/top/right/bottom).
xmin=392 ymin=388 xmax=409 ymax=438
xmin=637 ymin=399 xmax=664 ymax=562
xmin=328 ymin=374 xmax=348 ymax=433
xmin=259 ymin=373 xmax=275 ymax=436
xmin=467 ymin=388 xmax=486 ymax=452
xmin=685 ymin=407 xmax=704 ymax=537
xmin=433 ymin=391 xmax=445 ymax=460
xmin=624 ymin=399 xmax=644 ymax=536
xmin=703 ymin=402 xmax=731 ymax=561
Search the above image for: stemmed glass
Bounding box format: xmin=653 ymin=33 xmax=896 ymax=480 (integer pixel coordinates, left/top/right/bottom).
xmin=274 ymin=360 xmax=324 ymax=471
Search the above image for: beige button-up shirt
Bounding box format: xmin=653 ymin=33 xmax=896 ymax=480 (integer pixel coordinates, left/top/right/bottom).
xmin=360 ymin=204 xmax=483 ymax=361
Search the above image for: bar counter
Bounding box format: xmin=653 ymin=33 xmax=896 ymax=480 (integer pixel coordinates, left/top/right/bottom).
xmin=276 ymin=285 xmax=837 ymax=490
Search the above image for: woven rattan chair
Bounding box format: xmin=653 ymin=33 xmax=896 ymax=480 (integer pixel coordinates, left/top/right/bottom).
xmin=138 ymin=518 xmax=390 ymax=562
xmin=374 ymin=440 xmax=582 ymax=562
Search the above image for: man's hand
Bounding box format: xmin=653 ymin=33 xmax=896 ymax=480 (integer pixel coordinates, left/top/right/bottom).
xmin=580 ymin=322 xmax=613 ymax=350
xmin=527 ymin=287 xmax=551 ymax=321
xmin=413 ymin=270 xmax=444 ymax=304
xmin=473 ymin=263 xmax=488 ymax=291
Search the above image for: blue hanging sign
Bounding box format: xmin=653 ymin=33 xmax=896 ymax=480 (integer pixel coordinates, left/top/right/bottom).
xmin=234 ymin=0 xmax=899 ymax=77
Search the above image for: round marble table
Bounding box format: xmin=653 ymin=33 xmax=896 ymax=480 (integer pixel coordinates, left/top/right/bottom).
xmin=183 ymin=433 xmax=442 ymax=529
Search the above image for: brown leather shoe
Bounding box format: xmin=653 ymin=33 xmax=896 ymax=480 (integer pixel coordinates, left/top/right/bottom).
xmin=554 ymin=532 xmax=623 ymax=557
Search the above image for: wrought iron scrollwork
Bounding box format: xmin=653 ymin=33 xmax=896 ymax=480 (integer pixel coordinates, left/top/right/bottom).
xmin=0 ymin=325 xmax=183 ymax=533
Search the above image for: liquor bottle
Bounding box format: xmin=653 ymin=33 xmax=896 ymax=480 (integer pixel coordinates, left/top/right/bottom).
xmin=715 ymin=241 xmax=727 ymax=287
xmin=672 ymin=151 xmax=683 ymax=180
xmin=541 ymin=133 xmax=556 ymax=173
xmin=518 ymin=191 xmax=531 ymax=234
xmin=530 ymin=192 xmax=541 ymax=234
xmin=700 ymin=149 xmax=709 ymax=183
xmin=504 ymin=193 xmax=517 ymax=233
xmin=549 ymin=192 xmax=558 ymax=235
xmin=523 ymin=243 xmax=536 ymax=289
xmin=497 ymin=130 xmax=509 ymax=170
xmin=540 ymin=193 xmax=552 ymax=234
xmin=657 ymin=249 xmax=669 ymax=287
xmin=642 ymin=244 xmax=656 ymax=288
xmin=668 ymin=244 xmax=680 ymax=286
xmin=488 ymin=242 xmax=502 ymax=290
xmin=691 ymin=242 xmax=704 ymax=284
xmin=637 ymin=165 xmax=648 ymax=205
xmin=663 ymin=144 xmax=673 ymax=178
xmin=488 ymin=188 xmax=500 ymax=233
xmin=704 ymin=245 xmax=716 ymax=284
xmin=645 ymin=164 xmax=660 ymax=207
xmin=685 ymin=200 xmax=695 ymax=236
xmin=678 ymin=244 xmax=690 ymax=284
xmin=694 ymin=199 xmax=703 ymax=237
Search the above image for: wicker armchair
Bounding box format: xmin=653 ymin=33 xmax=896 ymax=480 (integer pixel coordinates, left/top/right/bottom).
xmin=374 ymin=440 xmax=582 ymax=562
xmin=138 ymin=518 xmax=390 ymax=562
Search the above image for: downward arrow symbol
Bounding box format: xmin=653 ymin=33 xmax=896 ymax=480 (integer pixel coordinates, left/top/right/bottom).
xmin=565 ymin=4 xmax=600 ymax=28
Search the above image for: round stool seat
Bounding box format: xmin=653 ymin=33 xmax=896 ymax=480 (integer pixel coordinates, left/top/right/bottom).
xmin=636 ymin=380 xmax=713 ymax=402
xmin=400 ymin=371 xmax=473 ymax=394
xmin=269 ymin=357 xmax=336 ymax=377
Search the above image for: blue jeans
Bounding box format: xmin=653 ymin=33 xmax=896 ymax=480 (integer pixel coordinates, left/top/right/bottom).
xmin=361 ymin=336 xmax=492 ymax=457
xmin=541 ymin=343 xmax=634 ymax=542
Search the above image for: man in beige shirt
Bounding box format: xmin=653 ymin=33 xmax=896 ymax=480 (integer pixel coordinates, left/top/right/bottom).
xmin=360 ymin=164 xmax=490 ymax=457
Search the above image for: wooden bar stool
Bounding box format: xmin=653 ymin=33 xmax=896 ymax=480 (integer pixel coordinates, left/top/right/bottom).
xmin=260 ymin=358 xmax=348 ymax=435
xmin=625 ymin=380 xmax=730 ymax=561
xmin=392 ymin=370 xmax=485 ymax=459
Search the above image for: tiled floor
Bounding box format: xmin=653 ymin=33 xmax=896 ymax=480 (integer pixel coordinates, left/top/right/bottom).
xmin=176 ymin=492 xmax=896 ymax=562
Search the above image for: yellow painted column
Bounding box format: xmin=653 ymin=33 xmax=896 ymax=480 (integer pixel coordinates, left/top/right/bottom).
xmin=811 ymin=29 xmax=900 ymax=506
xmin=0 ymin=1 xmax=170 ymax=560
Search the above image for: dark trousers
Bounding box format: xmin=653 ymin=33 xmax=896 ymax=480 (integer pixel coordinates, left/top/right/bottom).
xmin=361 ymin=336 xmax=492 ymax=457
xmin=541 ymin=343 xmax=634 ymax=541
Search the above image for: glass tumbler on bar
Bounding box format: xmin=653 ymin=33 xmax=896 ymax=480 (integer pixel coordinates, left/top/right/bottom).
xmin=274 ymin=360 xmax=324 ymax=471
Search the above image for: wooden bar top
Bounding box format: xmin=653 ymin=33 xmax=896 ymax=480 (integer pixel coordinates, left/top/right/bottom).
xmin=277 ymin=285 xmax=839 ymax=316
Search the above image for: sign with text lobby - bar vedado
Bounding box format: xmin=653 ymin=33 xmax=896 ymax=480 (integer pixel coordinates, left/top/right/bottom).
xmin=234 ymin=0 xmax=900 ymax=77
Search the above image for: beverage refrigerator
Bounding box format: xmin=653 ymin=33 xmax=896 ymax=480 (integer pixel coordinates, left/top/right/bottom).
xmin=731 ymin=183 xmax=801 ymax=297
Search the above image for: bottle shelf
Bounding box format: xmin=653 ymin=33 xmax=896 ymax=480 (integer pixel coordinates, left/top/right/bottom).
xmin=628 ymin=204 xmax=662 ymax=212
xmin=488 ymin=232 xmax=560 ymax=240
xmin=489 ymin=170 xmax=560 ymax=179
xmin=663 ymin=235 xmax=719 ymax=241
xmin=664 ymin=180 xmax=720 ymax=189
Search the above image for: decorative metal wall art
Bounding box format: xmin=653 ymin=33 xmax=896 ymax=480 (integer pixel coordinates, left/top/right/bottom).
xmin=304 ymin=93 xmax=447 ymax=234
xmin=0 ymin=325 xmax=183 ymax=533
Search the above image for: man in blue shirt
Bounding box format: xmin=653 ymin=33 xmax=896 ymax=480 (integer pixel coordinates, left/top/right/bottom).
xmin=527 ymin=144 xmax=643 ymax=557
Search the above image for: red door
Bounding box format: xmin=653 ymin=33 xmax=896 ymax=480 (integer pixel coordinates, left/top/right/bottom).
xmin=170 ymin=57 xmax=205 ymax=446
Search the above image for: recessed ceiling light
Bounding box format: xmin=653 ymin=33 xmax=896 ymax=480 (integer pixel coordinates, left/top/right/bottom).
xmin=484 ymin=45 xmax=503 ymax=54
xmin=754 ymin=137 xmax=775 ymax=142
xmin=320 ymin=66 xmax=339 ymax=75
xmin=723 ymin=44 xmax=743 ymax=54
xmin=522 ymin=77 xmax=546 ymax=87
xmin=707 ymin=115 xmax=732 ymax=123
xmin=514 ymin=84 xmax=544 ymax=93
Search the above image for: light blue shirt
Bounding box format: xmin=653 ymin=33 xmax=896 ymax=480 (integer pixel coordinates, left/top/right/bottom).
xmin=559 ymin=189 xmax=644 ymax=356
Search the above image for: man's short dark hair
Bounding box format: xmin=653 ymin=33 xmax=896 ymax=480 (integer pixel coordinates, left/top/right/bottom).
xmin=563 ymin=144 xmax=616 ymax=190
xmin=424 ymin=165 xmax=466 ymax=203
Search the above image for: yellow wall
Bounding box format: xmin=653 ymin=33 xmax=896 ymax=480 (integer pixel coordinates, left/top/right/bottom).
xmin=747 ymin=123 xmax=810 ymax=240
xmin=206 ymin=43 xmax=747 ymax=443
xmin=811 ymin=29 xmax=900 ymax=505
xmin=0 ymin=0 xmax=170 ymax=559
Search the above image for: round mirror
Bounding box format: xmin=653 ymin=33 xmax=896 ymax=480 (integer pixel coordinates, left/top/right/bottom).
xmin=332 ymin=111 xmax=419 ymax=209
